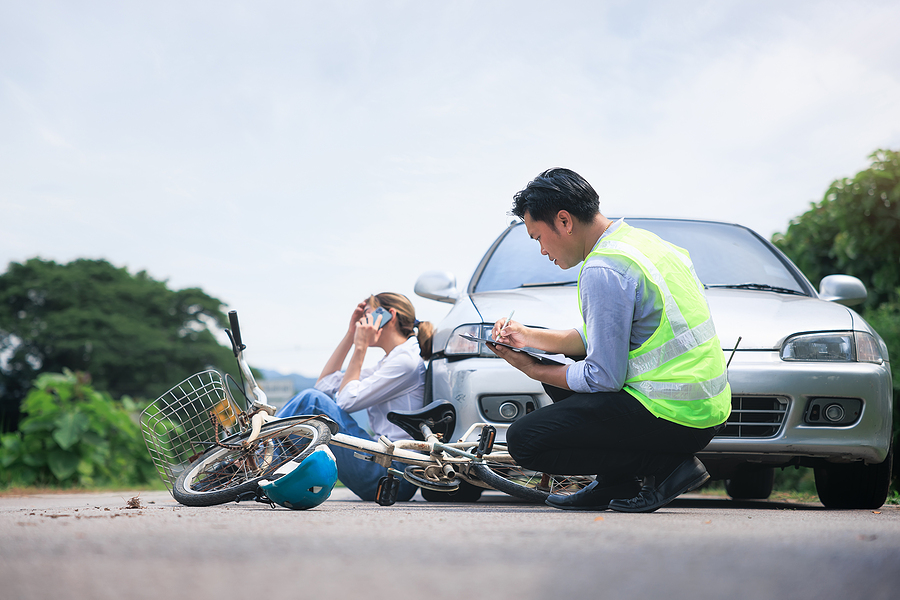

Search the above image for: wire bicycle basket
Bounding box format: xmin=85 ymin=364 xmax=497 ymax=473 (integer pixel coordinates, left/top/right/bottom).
xmin=140 ymin=370 xmax=247 ymax=494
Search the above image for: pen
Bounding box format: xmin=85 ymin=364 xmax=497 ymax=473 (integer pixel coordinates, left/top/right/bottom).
xmin=502 ymin=310 xmax=515 ymax=332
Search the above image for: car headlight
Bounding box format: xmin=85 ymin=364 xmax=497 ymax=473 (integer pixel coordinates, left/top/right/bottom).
xmin=445 ymin=324 xmax=497 ymax=358
xmin=780 ymin=331 xmax=883 ymax=364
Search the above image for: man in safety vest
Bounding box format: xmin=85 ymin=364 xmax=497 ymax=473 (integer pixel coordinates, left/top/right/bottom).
xmin=490 ymin=167 xmax=731 ymax=512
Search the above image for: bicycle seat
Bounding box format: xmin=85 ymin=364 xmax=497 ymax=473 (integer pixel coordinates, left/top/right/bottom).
xmin=387 ymin=400 xmax=456 ymax=442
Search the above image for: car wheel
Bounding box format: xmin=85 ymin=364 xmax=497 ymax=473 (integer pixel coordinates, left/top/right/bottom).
xmin=725 ymin=466 xmax=775 ymax=500
xmin=421 ymin=481 xmax=484 ymax=503
xmin=814 ymin=442 xmax=893 ymax=509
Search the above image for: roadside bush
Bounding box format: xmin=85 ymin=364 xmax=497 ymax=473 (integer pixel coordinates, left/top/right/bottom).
xmin=773 ymin=466 xmax=817 ymax=495
xmin=0 ymin=371 xmax=157 ymax=488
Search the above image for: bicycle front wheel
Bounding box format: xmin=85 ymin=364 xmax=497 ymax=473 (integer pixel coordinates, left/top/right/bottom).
xmin=173 ymin=416 xmax=332 ymax=506
xmin=471 ymin=462 xmax=594 ymax=503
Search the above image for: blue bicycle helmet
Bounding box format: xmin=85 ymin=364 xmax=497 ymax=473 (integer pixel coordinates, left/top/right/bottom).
xmin=259 ymin=446 xmax=338 ymax=510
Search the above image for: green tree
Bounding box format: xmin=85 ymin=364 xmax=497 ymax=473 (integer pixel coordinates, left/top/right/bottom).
xmin=773 ymin=149 xmax=900 ymax=488
xmin=0 ymin=258 xmax=237 ymax=430
xmin=773 ymin=149 xmax=900 ymax=309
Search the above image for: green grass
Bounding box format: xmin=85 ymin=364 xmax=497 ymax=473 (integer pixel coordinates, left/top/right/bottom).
xmin=0 ymin=479 xmax=167 ymax=497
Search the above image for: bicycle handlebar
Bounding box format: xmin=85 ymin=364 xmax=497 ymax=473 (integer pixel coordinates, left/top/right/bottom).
xmin=227 ymin=310 xmax=245 ymax=356
xmin=225 ymin=310 xmax=275 ymax=416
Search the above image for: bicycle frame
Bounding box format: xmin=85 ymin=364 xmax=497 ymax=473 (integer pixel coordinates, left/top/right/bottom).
xmin=328 ymin=423 xmax=516 ymax=485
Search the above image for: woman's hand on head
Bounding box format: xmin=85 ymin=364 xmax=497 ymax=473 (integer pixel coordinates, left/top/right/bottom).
xmin=348 ymin=300 xmax=368 ymax=334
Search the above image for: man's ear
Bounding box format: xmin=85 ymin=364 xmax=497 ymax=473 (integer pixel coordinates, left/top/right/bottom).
xmin=556 ymin=210 xmax=573 ymax=234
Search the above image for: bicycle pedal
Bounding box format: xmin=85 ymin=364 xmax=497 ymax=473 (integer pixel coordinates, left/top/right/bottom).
xmin=235 ymin=488 xmax=276 ymax=508
xmin=234 ymin=490 xmax=257 ymax=503
xmin=537 ymin=472 xmax=552 ymax=492
xmin=477 ymin=425 xmax=496 ymax=457
xmin=375 ymin=474 xmax=400 ymax=506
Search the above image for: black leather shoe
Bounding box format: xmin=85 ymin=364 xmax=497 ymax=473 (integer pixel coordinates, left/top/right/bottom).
xmin=545 ymin=478 xmax=642 ymax=511
xmin=608 ymin=457 xmax=709 ymax=513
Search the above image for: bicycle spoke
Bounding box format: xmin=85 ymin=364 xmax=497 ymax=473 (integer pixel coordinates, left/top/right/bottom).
xmin=189 ymin=428 xmax=318 ymax=493
xmin=481 ymin=461 xmax=593 ymax=496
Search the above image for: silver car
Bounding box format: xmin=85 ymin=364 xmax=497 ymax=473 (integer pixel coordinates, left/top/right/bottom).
xmin=416 ymin=218 xmax=893 ymax=508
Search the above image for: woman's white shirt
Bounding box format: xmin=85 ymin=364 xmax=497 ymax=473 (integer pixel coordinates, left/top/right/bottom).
xmin=314 ymin=337 xmax=425 ymax=440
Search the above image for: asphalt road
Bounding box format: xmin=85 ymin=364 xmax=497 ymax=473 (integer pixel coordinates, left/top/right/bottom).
xmin=2 ymin=488 xmax=899 ymax=600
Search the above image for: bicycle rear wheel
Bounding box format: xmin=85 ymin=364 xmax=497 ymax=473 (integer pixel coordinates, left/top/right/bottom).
xmin=471 ymin=462 xmax=594 ymax=503
xmin=173 ymin=416 xmax=332 ymax=506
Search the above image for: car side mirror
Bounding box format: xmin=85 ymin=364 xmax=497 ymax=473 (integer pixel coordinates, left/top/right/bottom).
xmin=818 ymin=274 xmax=867 ymax=307
xmin=415 ymin=271 xmax=460 ymax=304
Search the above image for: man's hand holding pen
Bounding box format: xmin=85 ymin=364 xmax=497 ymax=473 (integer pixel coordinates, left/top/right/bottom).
xmin=488 ymin=312 xmax=539 ymax=374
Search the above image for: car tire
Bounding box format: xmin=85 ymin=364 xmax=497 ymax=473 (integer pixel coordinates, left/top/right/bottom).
xmin=814 ymin=442 xmax=893 ymax=509
xmin=421 ymin=481 xmax=484 ymax=503
xmin=725 ymin=466 xmax=775 ymax=500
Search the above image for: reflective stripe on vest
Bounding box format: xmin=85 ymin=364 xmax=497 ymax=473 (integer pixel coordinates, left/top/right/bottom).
xmin=630 ymin=371 xmax=729 ymax=401
xmin=628 ymin=318 xmax=718 ymax=379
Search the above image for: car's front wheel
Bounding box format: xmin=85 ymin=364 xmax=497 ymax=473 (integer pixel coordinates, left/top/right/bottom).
xmin=814 ymin=442 xmax=893 ymax=509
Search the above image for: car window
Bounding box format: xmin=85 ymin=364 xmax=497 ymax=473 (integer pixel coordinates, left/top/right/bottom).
xmin=634 ymin=219 xmax=807 ymax=293
xmin=473 ymin=220 xmax=807 ymax=294
xmin=473 ymin=225 xmax=580 ymax=292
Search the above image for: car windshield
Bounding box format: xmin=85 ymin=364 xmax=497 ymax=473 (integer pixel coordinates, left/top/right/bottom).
xmin=473 ymin=219 xmax=808 ymax=294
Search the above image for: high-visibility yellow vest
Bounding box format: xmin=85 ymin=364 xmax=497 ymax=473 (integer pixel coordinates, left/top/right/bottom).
xmin=578 ymin=222 xmax=731 ymax=428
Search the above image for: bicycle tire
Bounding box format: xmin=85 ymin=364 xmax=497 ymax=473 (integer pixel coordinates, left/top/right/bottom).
xmin=173 ymin=416 xmax=332 ymax=507
xmin=471 ymin=462 xmax=594 ymax=503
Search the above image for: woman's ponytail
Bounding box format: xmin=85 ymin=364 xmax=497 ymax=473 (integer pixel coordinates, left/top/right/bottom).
xmin=415 ymin=320 xmax=435 ymax=361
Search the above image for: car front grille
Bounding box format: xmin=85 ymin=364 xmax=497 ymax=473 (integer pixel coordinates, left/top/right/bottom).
xmin=716 ymin=396 xmax=789 ymax=438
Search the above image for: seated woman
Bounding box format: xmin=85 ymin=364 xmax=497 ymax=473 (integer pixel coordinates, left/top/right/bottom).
xmin=276 ymin=292 xmax=434 ymax=502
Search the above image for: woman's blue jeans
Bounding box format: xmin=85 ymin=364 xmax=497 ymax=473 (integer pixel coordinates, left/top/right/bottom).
xmin=275 ymin=389 xmax=418 ymax=502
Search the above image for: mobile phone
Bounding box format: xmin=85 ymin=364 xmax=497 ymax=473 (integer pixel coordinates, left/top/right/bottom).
xmin=371 ymin=307 xmax=393 ymax=330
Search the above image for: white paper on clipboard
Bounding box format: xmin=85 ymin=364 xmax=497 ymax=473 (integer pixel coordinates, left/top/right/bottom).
xmin=459 ymin=333 xmax=573 ymax=366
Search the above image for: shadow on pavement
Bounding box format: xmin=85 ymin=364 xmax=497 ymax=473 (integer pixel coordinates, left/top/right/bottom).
xmin=666 ymin=495 xmax=824 ymax=511
xmin=325 ymin=488 xmax=826 ymax=512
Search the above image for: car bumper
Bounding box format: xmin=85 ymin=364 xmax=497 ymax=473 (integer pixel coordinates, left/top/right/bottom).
xmin=702 ymin=351 xmax=893 ymax=466
xmin=432 ymin=351 xmax=893 ymax=466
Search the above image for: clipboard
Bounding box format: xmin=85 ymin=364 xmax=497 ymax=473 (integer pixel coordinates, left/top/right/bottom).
xmin=459 ymin=333 xmax=572 ymax=366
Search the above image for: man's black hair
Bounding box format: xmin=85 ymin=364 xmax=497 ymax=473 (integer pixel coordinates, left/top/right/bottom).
xmin=511 ymin=167 xmax=600 ymax=228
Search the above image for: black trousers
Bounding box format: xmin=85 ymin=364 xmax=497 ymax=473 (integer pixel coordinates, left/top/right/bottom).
xmin=506 ymin=390 xmax=720 ymax=482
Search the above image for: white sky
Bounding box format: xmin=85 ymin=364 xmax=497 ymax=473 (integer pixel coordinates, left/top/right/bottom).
xmin=2 ymin=0 xmax=899 ymax=377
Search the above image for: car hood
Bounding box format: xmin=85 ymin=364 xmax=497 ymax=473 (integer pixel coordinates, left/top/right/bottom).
xmin=469 ymin=287 xmax=583 ymax=331
xmin=468 ymin=287 xmax=854 ymax=350
xmin=706 ymin=289 xmax=853 ymax=350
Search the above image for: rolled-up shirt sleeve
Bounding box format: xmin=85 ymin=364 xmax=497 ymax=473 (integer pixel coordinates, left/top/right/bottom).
xmin=314 ymin=370 xmax=344 ymax=398
xmin=565 ymin=263 xmax=636 ymax=394
xmin=334 ymin=352 xmax=422 ymax=413
xmin=315 ymin=364 xmax=380 ymax=398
